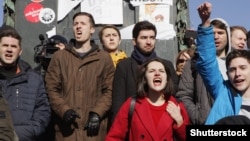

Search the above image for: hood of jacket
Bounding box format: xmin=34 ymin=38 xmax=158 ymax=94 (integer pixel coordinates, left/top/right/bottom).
xmin=211 ymin=18 xmax=231 ymax=80
xmin=211 ymin=18 xmax=232 ymax=57
xmin=66 ymin=39 xmax=100 ymax=58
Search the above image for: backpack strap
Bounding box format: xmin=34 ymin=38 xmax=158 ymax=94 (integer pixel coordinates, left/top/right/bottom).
xmin=125 ymin=96 xmax=136 ymax=140
xmin=128 ymin=96 xmax=136 ymax=125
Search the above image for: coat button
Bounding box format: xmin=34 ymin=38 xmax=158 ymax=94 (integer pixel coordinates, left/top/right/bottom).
xmin=140 ymin=134 xmax=145 ymax=139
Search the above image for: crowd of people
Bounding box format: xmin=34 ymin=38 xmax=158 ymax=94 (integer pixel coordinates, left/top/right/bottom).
xmin=1 ymin=1 xmax=250 ymax=141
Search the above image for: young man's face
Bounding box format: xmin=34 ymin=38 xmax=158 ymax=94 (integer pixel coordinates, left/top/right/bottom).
xmin=227 ymin=57 xmax=250 ymax=94
xmin=213 ymin=27 xmax=228 ymax=55
xmin=73 ymin=15 xmax=95 ymax=43
xmin=132 ymin=30 xmax=156 ymax=55
xmin=0 ymin=36 xmax=22 ymax=67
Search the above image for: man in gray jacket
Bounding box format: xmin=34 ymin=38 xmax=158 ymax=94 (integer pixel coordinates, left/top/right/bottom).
xmin=175 ymin=17 xmax=232 ymax=124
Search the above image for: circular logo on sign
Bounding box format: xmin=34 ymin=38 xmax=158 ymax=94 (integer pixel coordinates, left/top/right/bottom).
xmin=24 ymin=2 xmax=43 ymax=23
xmin=39 ymin=8 xmax=55 ymax=24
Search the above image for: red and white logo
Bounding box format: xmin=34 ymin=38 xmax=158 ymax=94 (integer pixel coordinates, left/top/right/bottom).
xmin=24 ymin=3 xmax=43 ymax=23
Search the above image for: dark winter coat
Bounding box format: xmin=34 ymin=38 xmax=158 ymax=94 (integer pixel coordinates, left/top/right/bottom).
xmin=0 ymin=59 xmax=51 ymax=141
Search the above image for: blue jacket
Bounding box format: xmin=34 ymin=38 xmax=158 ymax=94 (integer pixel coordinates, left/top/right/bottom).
xmin=0 ymin=59 xmax=51 ymax=141
xmin=196 ymin=25 xmax=242 ymax=125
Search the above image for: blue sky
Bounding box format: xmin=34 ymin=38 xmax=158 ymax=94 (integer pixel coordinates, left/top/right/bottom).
xmin=189 ymin=0 xmax=250 ymax=30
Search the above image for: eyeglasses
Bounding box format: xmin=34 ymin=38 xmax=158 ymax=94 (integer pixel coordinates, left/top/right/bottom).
xmin=178 ymin=59 xmax=187 ymax=63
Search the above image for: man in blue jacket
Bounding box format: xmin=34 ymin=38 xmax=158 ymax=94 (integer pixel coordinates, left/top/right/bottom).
xmin=196 ymin=2 xmax=250 ymax=124
xmin=0 ymin=25 xmax=51 ymax=140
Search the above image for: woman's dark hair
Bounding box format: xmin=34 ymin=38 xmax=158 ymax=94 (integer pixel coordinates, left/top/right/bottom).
xmin=136 ymin=58 xmax=174 ymax=100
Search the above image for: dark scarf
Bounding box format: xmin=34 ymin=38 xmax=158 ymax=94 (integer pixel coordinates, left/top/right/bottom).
xmin=0 ymin=65 xmax=17 ymax=80
xmin=131 ymin=47 xmax=157 ymax=65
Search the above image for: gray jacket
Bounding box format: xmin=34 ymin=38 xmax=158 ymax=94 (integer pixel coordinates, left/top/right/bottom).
xmin=175 ymin=59 xmax=214 ymax=124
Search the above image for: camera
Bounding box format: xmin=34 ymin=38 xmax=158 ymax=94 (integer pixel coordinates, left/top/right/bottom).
xmin=34 ymin=34 xmax=59 ymax=64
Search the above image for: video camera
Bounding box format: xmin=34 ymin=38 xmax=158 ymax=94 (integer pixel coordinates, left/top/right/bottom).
xmin=34 ymin=34 xmax=59 ymax=64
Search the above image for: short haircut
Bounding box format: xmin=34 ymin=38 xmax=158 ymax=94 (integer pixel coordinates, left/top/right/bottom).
xmin=226 ymin=49 xmax=250 ymax=69
xmin=132 ymin=21 xmax=157 ymax=39
xmin=73 ymin=12 xmax=95 ymax=27
xmin=0 ymin=25 xmax=22 ymax=46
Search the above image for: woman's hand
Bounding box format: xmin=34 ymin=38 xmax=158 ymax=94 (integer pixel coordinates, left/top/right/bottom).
xmin=166 ymin=101 xmax=183 ymax=127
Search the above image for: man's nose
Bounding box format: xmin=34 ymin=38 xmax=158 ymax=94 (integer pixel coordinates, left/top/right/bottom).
xmin=7 ymin=46 xmax=12 ymax=51
xmin=146 ymin=38 xmax=152 ymax=44
xmin=110 ymin=36 xmax=114 ymax=40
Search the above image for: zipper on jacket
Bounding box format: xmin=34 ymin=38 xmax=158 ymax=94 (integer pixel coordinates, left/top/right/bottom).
xmin=16 ymin=87 xmax=19 ymax=108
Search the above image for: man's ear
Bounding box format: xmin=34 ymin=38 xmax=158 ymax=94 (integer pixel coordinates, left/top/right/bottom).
xmin=90 ymin=26 xmax=95 ymax=34
xmin=19 ymin=48 xmax=23 ymax=56
xmin=118 ymin=39 xmax=121 ymax=45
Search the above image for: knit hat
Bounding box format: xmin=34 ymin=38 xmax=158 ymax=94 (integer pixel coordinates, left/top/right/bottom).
xmin=49 ymin=35 xmax=67 ymax=44
xmin=215 ymin=115 xmax=250 ymax=125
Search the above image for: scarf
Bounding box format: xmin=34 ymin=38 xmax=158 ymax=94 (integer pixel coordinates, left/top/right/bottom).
xmin=0 ymin=65 xmax=18 ymax=80
xmin=131 ymin=47 xmax=157 ymax=65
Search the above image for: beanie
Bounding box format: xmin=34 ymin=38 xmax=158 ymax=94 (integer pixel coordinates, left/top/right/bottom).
xmin=49 ymin=35 xmax=68 ymax=44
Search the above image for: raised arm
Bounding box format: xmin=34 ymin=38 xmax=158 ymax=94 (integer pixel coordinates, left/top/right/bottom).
xmin=197 ymin=2 xmax=211 ymax=27
xmin=196 ymin=2 xmax=224 ymax=99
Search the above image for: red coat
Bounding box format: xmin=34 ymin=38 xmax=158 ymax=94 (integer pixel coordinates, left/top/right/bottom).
xmin=106 ymin=96 xmax=190 ymax=141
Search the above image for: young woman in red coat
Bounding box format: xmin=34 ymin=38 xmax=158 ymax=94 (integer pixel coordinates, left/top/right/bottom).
xmin=106 ymin=58 xmax=190 ymax=141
